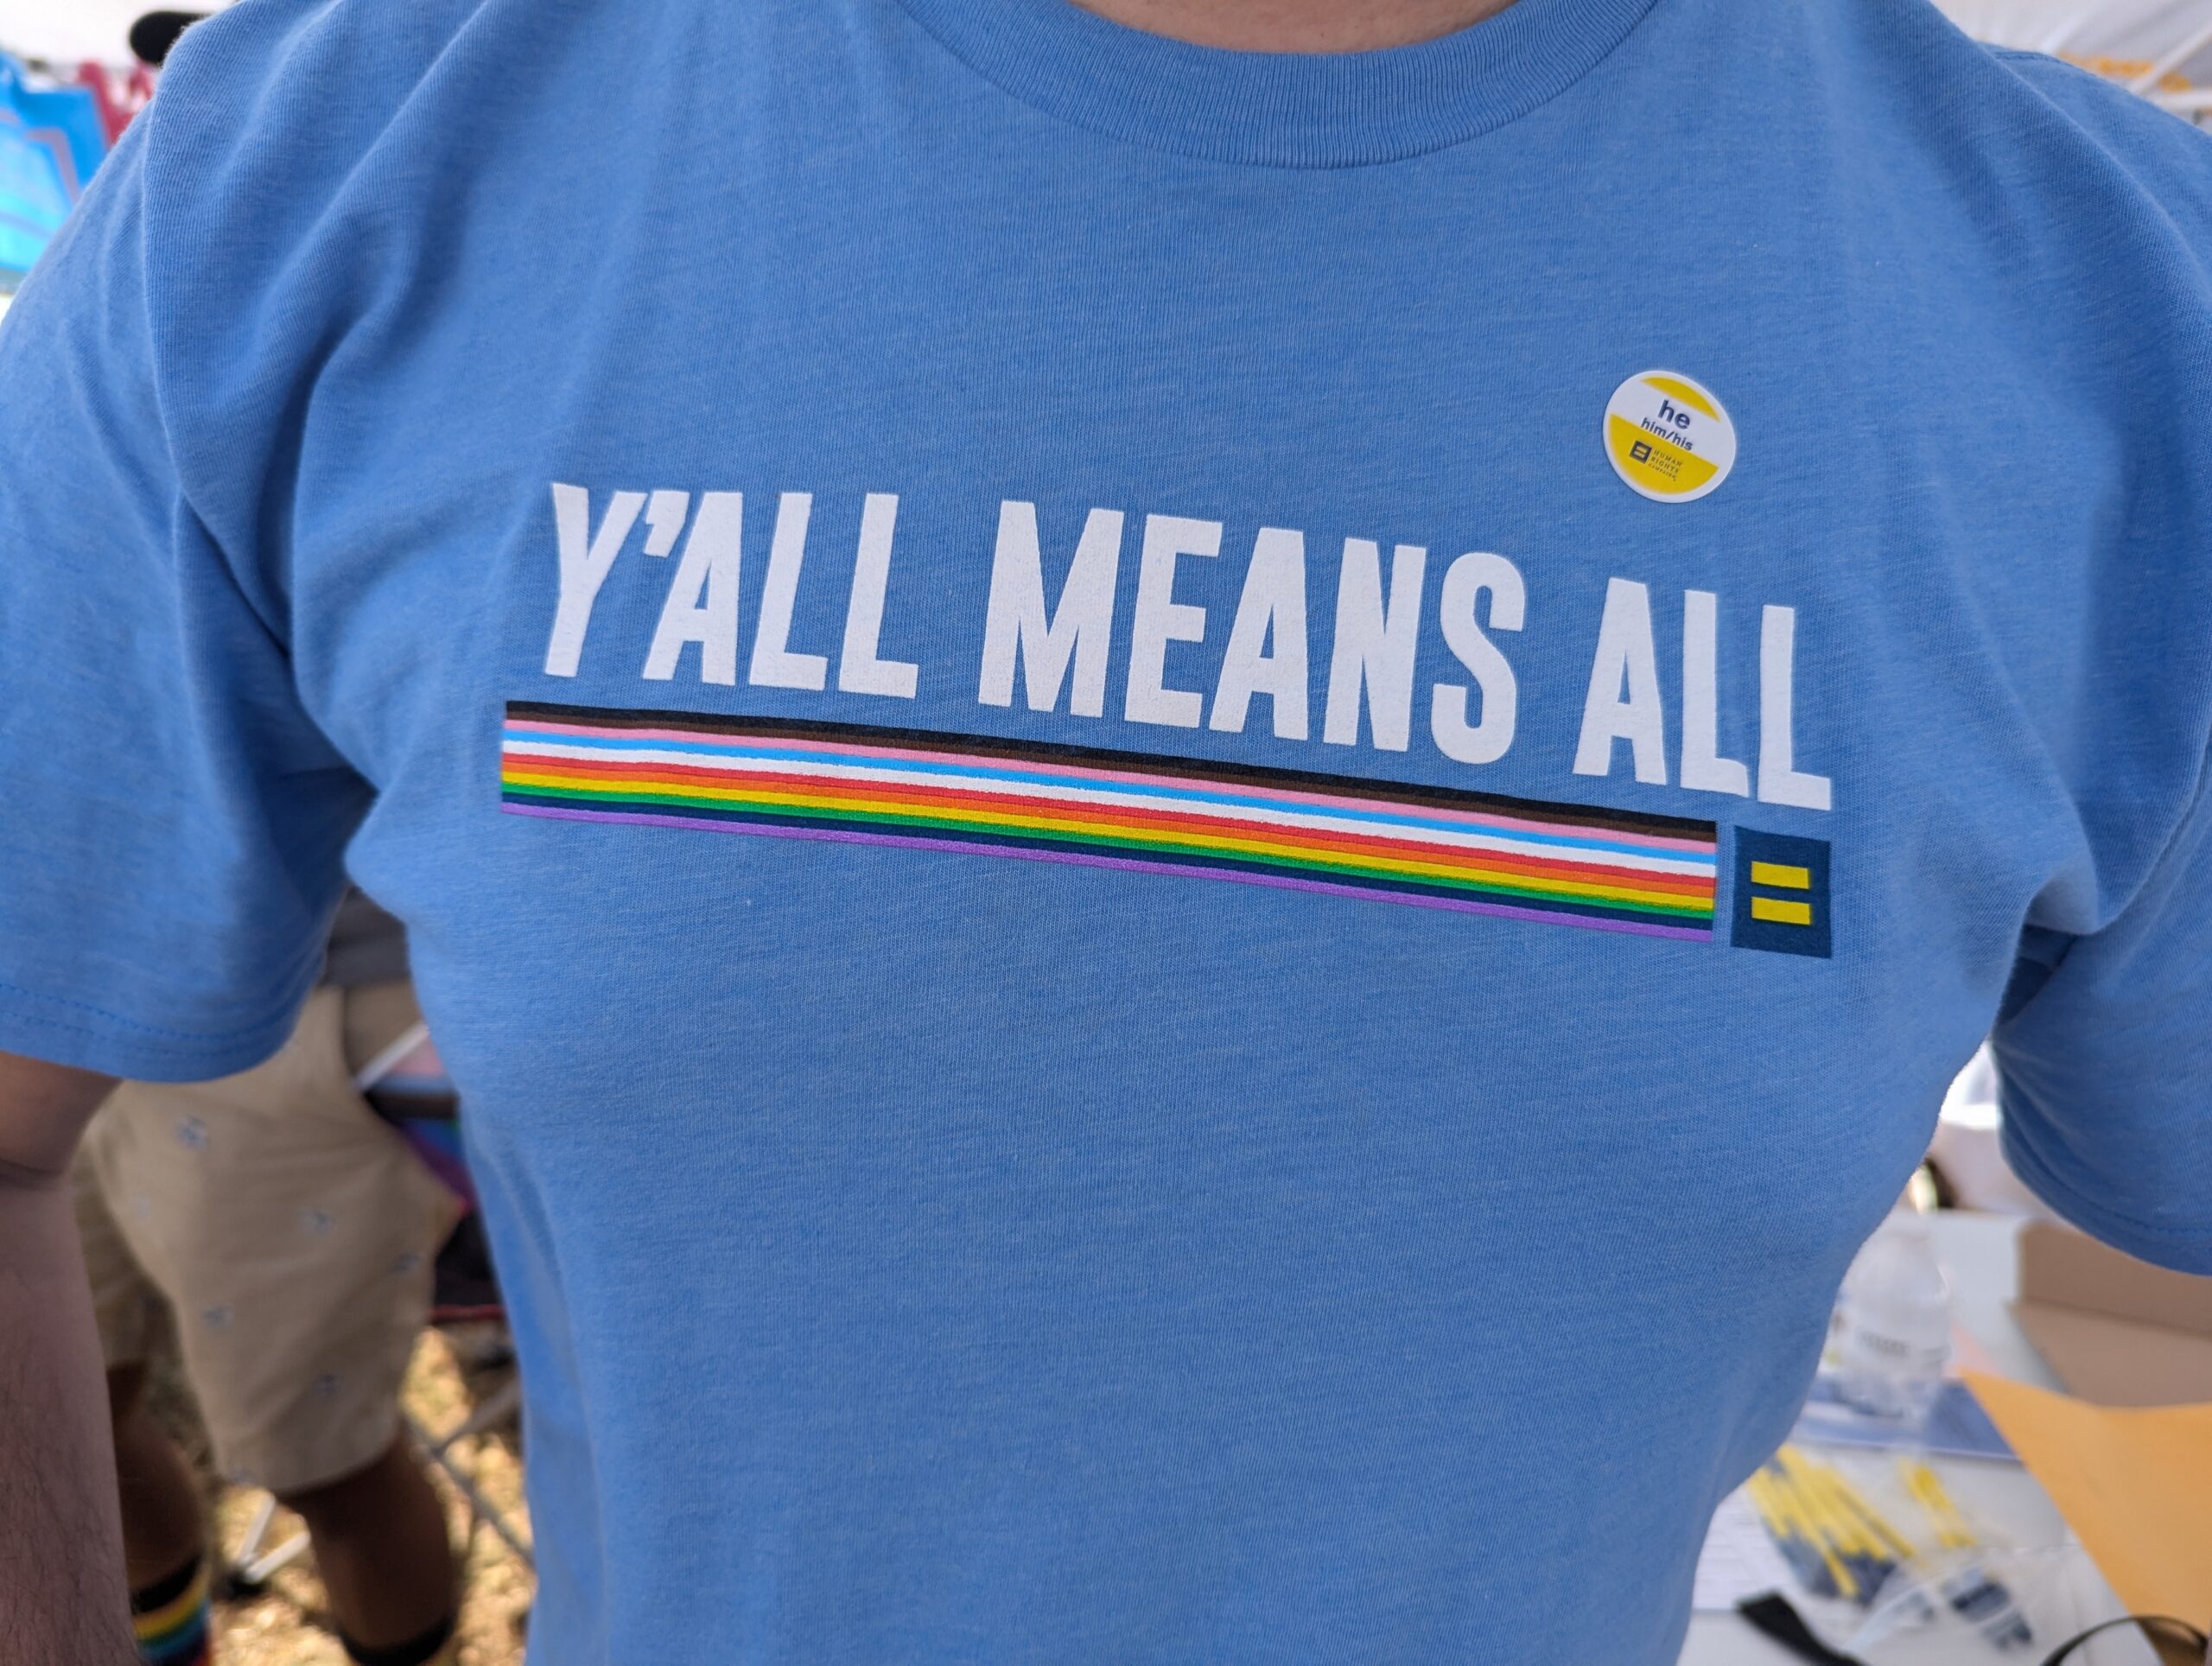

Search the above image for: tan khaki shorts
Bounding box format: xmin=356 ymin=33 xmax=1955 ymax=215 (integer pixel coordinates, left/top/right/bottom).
xmin=73 ymin=982 xmax=461 ymax=1496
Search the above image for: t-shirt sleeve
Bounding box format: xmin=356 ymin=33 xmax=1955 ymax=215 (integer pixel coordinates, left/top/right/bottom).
xmin=1969 ymin=54 xmax=2212 ymax=1275
xmin=0 ymin=113 xmax=369 ymax=1082
xmin=1993 ymin=760 xmax=2212 ymax=1274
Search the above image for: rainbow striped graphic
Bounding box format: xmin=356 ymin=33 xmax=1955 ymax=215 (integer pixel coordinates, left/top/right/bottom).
xmin=500 ymin=703 xmax=1719 ymax=941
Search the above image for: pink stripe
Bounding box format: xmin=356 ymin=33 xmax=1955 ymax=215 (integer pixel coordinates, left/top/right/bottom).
xmin=500 ymin=803 xmax=1715 ymax=941
xmin=502 ymin=722 xmax=1714 ymax=855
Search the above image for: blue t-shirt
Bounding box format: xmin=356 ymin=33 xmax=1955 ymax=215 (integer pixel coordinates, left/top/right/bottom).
xmin=3 ymin=0 xmax=2210 ymax=1658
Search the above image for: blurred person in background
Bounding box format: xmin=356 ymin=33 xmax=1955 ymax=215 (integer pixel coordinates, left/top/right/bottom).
xmin=2 ymin=1 xmax=2209 ymax=1663
xmin=79 ymin=893 xmax=461 ymax=1666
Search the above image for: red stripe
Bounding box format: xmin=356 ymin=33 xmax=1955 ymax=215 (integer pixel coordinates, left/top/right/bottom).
xmin=505 ymin=757 xmax=1716 ymax=899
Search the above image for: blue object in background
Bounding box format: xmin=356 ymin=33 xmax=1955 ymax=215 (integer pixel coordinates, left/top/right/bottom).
xmin=0 ymin=54 xmax=107 ymax=285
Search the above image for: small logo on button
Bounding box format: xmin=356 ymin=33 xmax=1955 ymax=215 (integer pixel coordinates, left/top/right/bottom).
xmin=1605 ymin=370 xmax=1738 ymax=503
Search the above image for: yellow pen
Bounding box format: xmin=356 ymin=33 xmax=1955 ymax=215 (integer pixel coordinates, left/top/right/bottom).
xmin=1785 ymin=1451 xmax=1910 ymax=1600
xmin=1812 ymin=1461 xmax=1916 ymax=1565
xmin=1900 ymin=1459 xmax=1975 ymax=1550
xmin=1814 ymin=1493 xmax=1885 ymax=1597
xmin=1747 ymin=1472 xmax=1840 ymax=1600
xmin=1791 ymin=1478 xmax=1853 ymax=1553
xmin=1898 ymin=1457 xmax=2032 ymax=1647
xmin=1770 ymin=1466 xmax=1858 ymax=1600
xmin=1775 ymin=1453 xmax=1854 ymax=1550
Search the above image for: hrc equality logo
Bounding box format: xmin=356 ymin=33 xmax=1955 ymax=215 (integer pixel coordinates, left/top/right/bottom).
xmin=1731 ymin=830 xmax=1832 ymax=959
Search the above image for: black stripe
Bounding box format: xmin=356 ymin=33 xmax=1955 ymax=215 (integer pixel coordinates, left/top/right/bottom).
xmin=340 ymin=1613 xmax=456 ymax=1666
xmin=505 ymin=700 xmax=1716 ymax=843
xmin=130 ymin=1555 xmax=203 ymax=1617
xmin=500 ymin=790 xmax=1713 ymax=930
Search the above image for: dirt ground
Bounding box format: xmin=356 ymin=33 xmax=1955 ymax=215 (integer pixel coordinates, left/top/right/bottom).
xmin=155 ymin=1323 xmax=534 ymax=1666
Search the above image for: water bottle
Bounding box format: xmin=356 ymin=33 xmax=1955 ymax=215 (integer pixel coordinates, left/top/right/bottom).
xmin=1833 ymin=1202 xmax=1952 ymax=1431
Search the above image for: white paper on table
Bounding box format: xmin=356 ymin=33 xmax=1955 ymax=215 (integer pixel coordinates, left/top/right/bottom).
xmin=1693 ymin=1486 xmax=1799 ymax=1612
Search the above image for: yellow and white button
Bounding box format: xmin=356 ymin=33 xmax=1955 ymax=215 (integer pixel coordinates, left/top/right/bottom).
xmin=1604 ymin=369 xmax=1736 ymax=504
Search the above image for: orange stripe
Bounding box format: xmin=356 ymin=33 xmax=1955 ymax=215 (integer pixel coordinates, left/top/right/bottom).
xmin=505 ymin=774 xmax=1713 ymax=912
xmin=506 ymin=762 xmax=1716 ymax=899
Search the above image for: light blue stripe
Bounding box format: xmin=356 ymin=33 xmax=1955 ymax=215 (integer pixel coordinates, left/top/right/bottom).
xmin=502 ymin=728 xmax=1716 ymax=869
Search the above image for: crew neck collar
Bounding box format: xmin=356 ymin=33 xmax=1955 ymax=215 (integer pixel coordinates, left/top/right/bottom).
xmin=893 ymin=0 xmax=1661 ymax=169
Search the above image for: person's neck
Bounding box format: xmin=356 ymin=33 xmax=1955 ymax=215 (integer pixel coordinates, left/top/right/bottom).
xmin=1066 ymin=0 xmax=1520 ymax=52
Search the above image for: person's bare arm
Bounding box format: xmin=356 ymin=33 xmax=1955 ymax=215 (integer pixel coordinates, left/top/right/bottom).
xmin=0 ymin=1050 xmax=131 ymax=1664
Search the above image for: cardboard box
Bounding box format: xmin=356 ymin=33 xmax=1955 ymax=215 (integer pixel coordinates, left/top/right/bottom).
xmin=2011 ymin=1220 xmax=2212 ymax=1407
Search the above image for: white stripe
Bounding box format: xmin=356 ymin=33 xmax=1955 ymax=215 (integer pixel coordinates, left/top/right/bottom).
xmin=503 ymin=740 xmax=1716 ymax=878
xmin=354 ymin=1021 xmax=432 ymax=1094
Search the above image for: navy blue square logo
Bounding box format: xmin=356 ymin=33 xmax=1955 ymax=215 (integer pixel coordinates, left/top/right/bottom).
xmin=1732 ymin=830 xmax=1832 ymax=959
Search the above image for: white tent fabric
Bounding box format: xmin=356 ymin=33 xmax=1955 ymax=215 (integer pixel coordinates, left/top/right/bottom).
xmin=1936 ymin=0 xmax=2212 ymax=122
xmin=0 ymin=0 xmax=166 ymax=65
xmin=0 ymin=2 xmax=2203 ymax=97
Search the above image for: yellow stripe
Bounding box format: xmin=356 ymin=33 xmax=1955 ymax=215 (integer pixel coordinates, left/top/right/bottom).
xmin=1750 ymin=896 xmax=1814 ymax=926
xmin=1643 ymin=373 xmax=1719 ymax=419
xmin=1606 ymin=415 xmax=1719 ymax=491
xmin=133 ymin=1569 xmax=209 ymax=1640
xmin=508 ymin=772 xmax=1707 ymax=910
xmin=1749 ymin=862 xmax=1810 ymax=890
xmin=504 ymin=772 xmax=1713 ymax=913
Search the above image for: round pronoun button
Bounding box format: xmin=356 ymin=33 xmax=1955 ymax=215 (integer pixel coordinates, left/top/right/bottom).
xmin=1605 ymin=369 xmax=1737 ymax=503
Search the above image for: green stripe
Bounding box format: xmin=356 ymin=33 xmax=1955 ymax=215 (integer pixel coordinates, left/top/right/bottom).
xmin=502 ymin=781 xmax=1715 ymax=920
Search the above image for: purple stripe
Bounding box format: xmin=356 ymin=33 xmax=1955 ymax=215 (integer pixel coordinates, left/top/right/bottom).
xmin=503 ymin=803 xmax=1713 ymax=942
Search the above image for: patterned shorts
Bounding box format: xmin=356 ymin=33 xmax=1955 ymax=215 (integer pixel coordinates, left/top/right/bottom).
xmin=72 ymin=982 xmax=461 ymax=1496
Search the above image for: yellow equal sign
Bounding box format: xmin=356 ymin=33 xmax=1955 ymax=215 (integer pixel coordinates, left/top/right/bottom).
xmin=1749 ymin=861 xmax=1813 ymax=926
xmin=1735 ymin=833 xmax=1830 ymax=958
